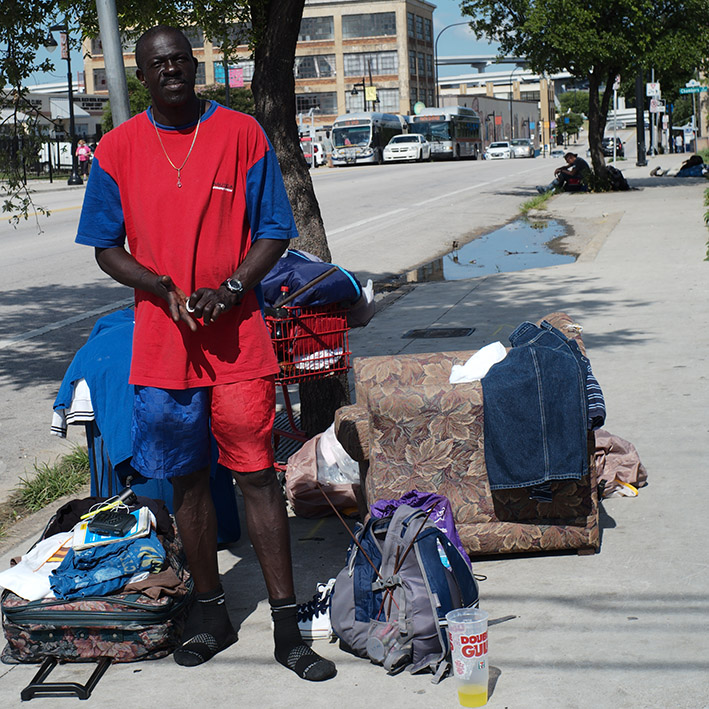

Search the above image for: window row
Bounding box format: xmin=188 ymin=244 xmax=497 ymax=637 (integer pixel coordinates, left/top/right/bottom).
xmin=299 ymin=12 xmax=397 ymax=41
xmin=409 ymin=88 xmax=435 ymax=113
xmin=295 ymin=88 xmax=400 ymax=115
xmin=406 ymin=12 xmax=432 ymax=43
xmin=408 ymin=51 xmax=434 ymax=78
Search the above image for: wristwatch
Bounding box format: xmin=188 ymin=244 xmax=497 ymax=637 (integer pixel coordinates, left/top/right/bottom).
xmin=222 ymin=277 xmax=245 ymax=302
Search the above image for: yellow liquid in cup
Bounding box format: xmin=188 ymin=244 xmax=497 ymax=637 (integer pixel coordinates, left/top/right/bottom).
xmin=458 ymin=684 xmax=488 ymax=707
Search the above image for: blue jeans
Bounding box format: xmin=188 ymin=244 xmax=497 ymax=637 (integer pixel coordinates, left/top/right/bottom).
xmin=482 ymin=321 xmax=589 ymax=491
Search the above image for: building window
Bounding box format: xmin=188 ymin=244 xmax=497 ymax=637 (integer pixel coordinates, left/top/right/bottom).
xmin=213 ymin=60 xmax=254 ymax=85
xmin=409 ymin=50 xmax=417 ymax=75
xmin=90 ymin=38 xmax=103 ymax=55
xmin=195 ymin=62 xmax=206 ymax=85
xmin=298 ymin=16 xmax=334 ymax=41
xmin=211 ymin=23 xmax=252 ymax=48
xmin=295 ymin=55 xmax=336 ymax=79
xmin=344 ymin=51 xmax=398 ymax=77
xmin=342 ymin=12 xmax=396 ymax=39
xmin=425 ymin=54 xmax=433 ymax=78
xmin=415 ymin=16 xmax=424 ymax=41
xmin=296 ymin=92 xmax=337 ymax=114
xmin=424 ymin=18 xmax=432 ymax=43
xmin=417 ymin=52 xmax=425 ymax=75
xmin=93 ymin=68 xmax=107 ymax=91
xmin=183 ymin=27 xmax=204 ymax=49
xmin=377 ymin=88 xmax=400 ymax=113
xmin=346 ymin=87 xmax=398 ymax=113
xmin=407 ymin=12 xmax=415 ymax=38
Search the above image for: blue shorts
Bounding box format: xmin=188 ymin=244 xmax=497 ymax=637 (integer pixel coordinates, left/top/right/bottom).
xmin=131 ymin=377 xmax=276 ymax=479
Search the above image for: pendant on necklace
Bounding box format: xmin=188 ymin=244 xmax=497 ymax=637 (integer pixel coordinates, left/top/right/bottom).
xmin=177 ymin=169 xmax=182 ymax=188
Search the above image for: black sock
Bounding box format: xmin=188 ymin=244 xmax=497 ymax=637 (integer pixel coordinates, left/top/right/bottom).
xmin=270 ymin=596 xmax=336 ymax=681
xmin=173 ymin=586 xmax=238 ymax=667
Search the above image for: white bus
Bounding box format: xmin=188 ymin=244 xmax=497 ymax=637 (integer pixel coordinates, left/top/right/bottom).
xmin=331 ymin=112 xmax=406 ymax=166
xmin=408 ymin=106 xmax=482 ymax=159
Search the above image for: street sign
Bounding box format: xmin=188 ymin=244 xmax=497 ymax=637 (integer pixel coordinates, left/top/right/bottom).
xmin=613 ymin=75 xmax=621 ymax=91
xmin=679 ymin=86 xmax=708 ymax=94
xmin=649 ymin=98 xmax=665 ymax=113
xmin=686 ymin=79 xmax=700 ymax=87
xmin=646 ymin=82 xmax=661 ymax=97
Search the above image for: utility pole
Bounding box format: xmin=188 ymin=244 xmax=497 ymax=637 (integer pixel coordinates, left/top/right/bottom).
xmin=95 ymin=0 xmax=130 ymax=127
xmin=635 ymin=70 xmax=647 ymax=166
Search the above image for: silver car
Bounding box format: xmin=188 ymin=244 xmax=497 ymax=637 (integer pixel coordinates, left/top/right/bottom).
xmin=510 ymin=138 xmax=535 ymax=158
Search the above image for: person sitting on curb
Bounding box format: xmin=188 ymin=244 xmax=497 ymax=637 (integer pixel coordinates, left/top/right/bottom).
xmin=536 ymin=152 xmax=591 ymax=194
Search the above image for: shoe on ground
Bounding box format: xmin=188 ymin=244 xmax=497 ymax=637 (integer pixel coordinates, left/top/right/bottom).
xmin=297 ymin=578 xmax=336 ymax=640
xmin=536 ymin=185 xmax=548 ymax=194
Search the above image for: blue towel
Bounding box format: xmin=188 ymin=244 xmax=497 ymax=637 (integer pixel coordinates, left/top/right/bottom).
xmin=53 ymin=309 xmax=135 ymax=466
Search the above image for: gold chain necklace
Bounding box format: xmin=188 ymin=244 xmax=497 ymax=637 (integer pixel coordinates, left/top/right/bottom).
xmin=152 ymin=102 xmax=202 ymax=188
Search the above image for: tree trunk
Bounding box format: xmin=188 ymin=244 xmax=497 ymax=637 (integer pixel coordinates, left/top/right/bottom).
xmin=587 ymin=68 xmax=607 ymax=180
xmin=250 ymin=0 xmax=350 ymax=436
xmin=249 ymin=0 xmax=331 ymax=261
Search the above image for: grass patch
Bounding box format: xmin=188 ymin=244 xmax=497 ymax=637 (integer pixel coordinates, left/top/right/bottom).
xmin=520 ymin=190 xmax=555 ymax=214
xmin=0 ymin=446 xmax=90 ymax=538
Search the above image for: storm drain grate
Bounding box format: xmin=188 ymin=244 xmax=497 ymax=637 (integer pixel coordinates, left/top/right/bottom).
xmin=402 ymin=327 xmax=475 ymax=339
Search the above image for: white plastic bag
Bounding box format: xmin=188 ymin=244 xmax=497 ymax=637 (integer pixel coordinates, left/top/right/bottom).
xmin=316 ymin=423 xmax=360 ymax=485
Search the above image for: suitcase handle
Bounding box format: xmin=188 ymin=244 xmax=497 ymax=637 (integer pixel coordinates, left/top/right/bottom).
xmin=20 ymin=656 xmax=111 ymax=701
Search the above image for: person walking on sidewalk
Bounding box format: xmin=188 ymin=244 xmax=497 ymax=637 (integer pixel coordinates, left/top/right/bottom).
xmin=76 ymin=139 xmax=92 ymax=176
xmin=74 ymin=25 xmax=335 ymax=681
xmin=537 ymin=151 xmax=591 ymax=193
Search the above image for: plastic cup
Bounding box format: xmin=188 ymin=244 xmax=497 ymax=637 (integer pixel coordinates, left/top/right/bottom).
xmin=446 ymin=608 xmax=489 ymax=707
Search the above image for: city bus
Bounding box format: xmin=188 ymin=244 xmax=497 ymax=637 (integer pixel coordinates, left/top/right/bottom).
xmin=331 ymin=112 xmax=407 ymax=166
xmin=408 ymin=106 xmax=482 ymax=159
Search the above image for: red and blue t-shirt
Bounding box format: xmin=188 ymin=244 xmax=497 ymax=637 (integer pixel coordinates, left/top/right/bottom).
xmin=76 ymin=101 xmax=297 ymax=389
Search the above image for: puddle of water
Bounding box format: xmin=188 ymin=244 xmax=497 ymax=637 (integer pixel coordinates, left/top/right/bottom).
xmin=409 ymin=218 xmax=575 ymax=282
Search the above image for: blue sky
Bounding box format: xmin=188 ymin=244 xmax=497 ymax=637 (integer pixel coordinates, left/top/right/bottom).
xmin=432 ymin=0 xmax=500 ymax=77
xmin=28 ymin=1 xmax=498 ymax=87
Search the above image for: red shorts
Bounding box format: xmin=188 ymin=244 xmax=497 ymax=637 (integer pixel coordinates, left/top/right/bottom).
xmin=211 ymin=376 xmax=276 ymax=472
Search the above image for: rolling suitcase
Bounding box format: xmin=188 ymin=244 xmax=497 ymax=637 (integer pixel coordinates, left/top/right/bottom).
xmin=1 ymin=496 xmax=193 ymax=699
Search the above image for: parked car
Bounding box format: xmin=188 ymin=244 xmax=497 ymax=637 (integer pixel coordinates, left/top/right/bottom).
xmin=510 ymin=138 xmax=535 ymax=158
xmin=383 ymin=134 xmax=431 ymax=162
xmin=550 ymin=148 xmax=565 ymax=158
xmin=300 ymin=140 xmax=327 ymax=167
xmin=484 ymin=141 xmax=513 ymax=159
xmin=602 ymin=137 xmax=624 ymax=157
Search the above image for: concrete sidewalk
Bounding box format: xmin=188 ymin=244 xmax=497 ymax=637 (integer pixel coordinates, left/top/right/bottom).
xmin=1 ymin=154 xmax=708 ymax=707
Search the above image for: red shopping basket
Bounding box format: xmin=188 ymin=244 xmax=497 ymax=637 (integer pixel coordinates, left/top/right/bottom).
xmin=266 ymin=304 xmax=351 ymax=385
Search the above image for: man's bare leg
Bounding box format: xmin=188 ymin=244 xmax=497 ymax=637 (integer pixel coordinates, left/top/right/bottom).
xmin=171 ymin=467 xmax=237 ymax=666
xmin=233 ymin=466 xmax=336 ymax=681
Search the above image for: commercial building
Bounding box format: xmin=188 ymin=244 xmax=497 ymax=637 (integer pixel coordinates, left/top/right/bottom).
xmin=81 ymin=0 xmax=435 ymax=127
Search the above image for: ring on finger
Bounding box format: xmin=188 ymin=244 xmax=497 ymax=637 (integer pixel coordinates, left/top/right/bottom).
xmin=185 ymin=300 xmax=196 ymax=313
xmin=216 ymin=302 xmax=226 ymax=311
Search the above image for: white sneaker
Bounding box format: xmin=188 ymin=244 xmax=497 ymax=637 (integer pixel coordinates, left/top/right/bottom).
xmin=297 ymin=578 xmax=336 ymax=640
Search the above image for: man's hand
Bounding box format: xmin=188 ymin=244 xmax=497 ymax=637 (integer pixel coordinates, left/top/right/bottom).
xmin=155 ymin=275 xmax=199 ymax=332
xmin=185 ymin=285 xmax=238 ymax=325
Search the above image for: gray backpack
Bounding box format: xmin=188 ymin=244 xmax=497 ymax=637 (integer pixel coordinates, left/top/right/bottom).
xmin=330 ymin=504 xmax=479 ymax=681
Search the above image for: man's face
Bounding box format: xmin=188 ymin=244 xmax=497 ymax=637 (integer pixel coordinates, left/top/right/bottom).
xmin=565 ymin=155 xmax=575 ymax=165
xmin=136 ymin=30 xmax=198 ymax=112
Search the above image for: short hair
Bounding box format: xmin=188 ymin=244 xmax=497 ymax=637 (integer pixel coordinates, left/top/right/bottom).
xmin=135 ymin=25 xmax=193 ymax=71
xmin=564 ymin=152 xmax=577 ymax=159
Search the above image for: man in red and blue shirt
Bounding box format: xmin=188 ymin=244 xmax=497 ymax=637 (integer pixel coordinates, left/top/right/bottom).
xmin=76 ymin=25 xmax=335 ymax=680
